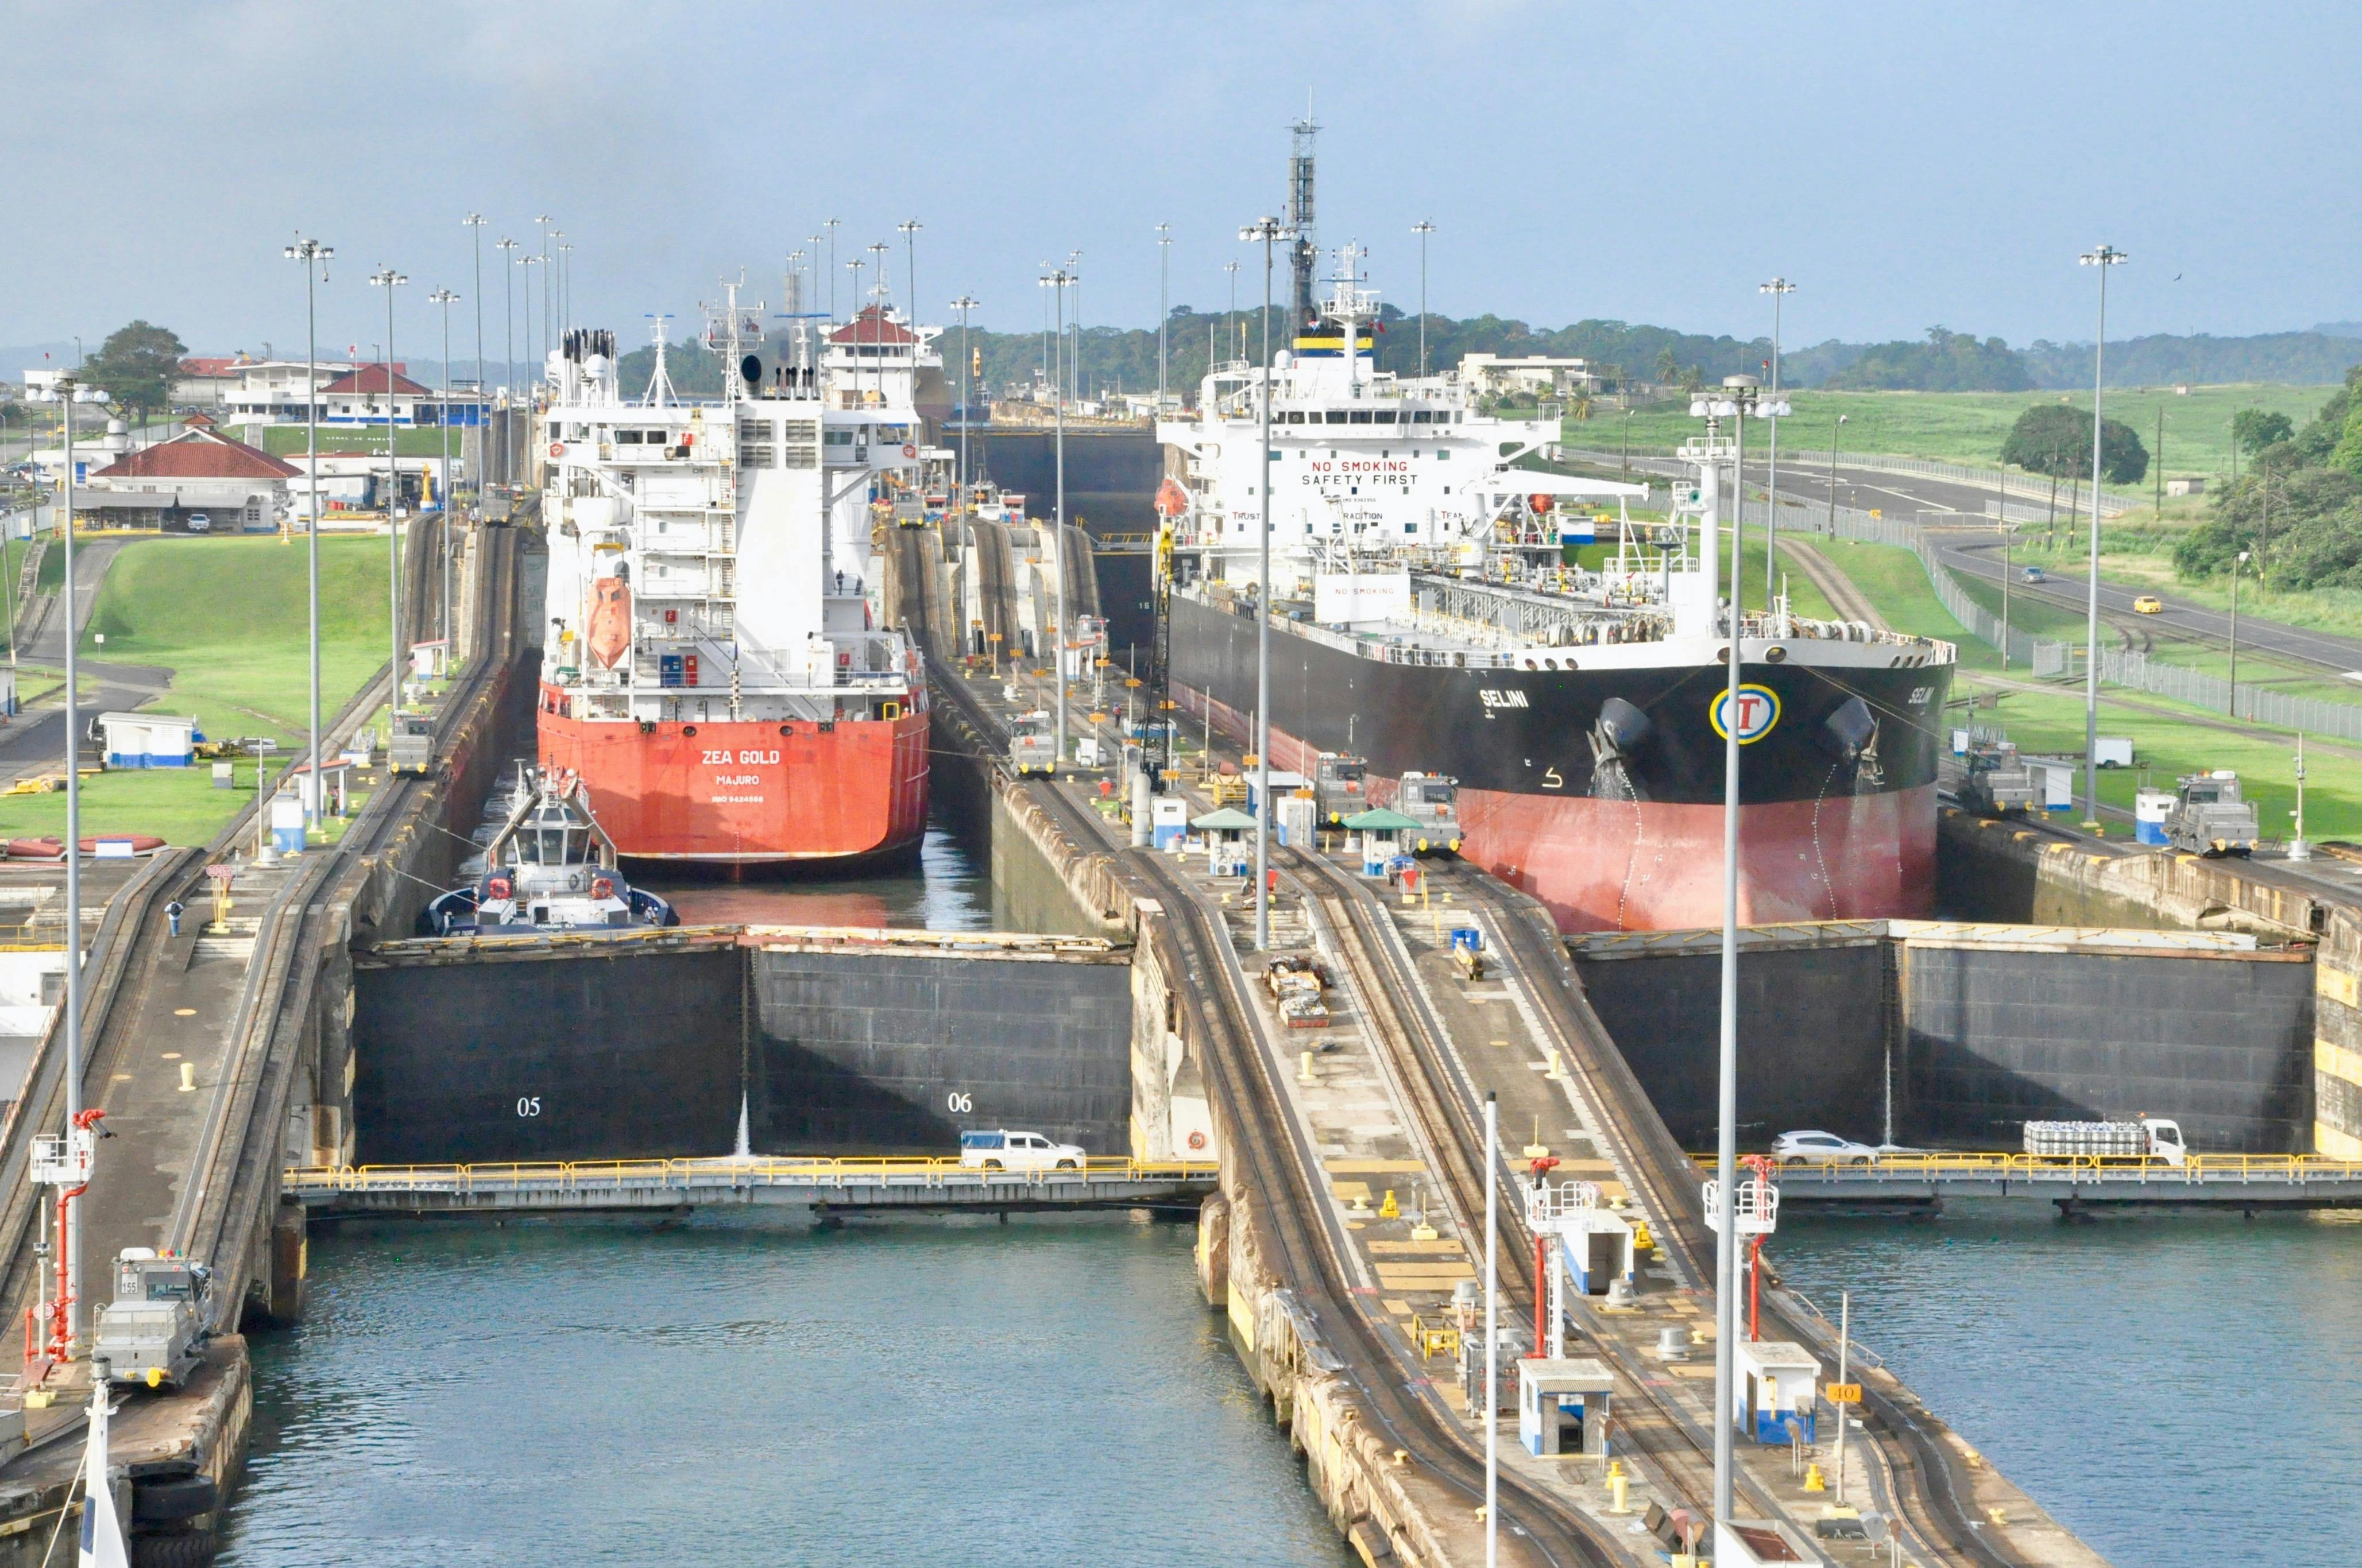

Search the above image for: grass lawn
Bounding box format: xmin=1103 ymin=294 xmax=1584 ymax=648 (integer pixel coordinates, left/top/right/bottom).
xmin=1567 ymin=384 xmax=2334 ymax=479
xmin=77 ymin=536 xmax=390 ymax=750
xmin=1796 ymin=532 xmax=2362 ymax=837
xmin=256 ymin=425 xmax=462 ymax=459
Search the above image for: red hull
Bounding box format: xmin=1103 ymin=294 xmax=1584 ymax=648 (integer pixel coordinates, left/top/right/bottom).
xmin=1178 ymin=681 xmax=1932 ymax=934
xmin=537 ymin=686 xmax=928 ymax=864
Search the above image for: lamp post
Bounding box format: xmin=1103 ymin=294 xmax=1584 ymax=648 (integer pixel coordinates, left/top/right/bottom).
xmin=462 ymin=216 xmax=486 ymax=462
xmin=1483 ymin=1090 xmax=1499 ymax=1568
xmin=898 ymin=220 xmax=921 ymax=342
xmin=823 ymin=219 xmax=841 ymax=323
xmin=950 ymin=295 xmax=979 ymax=511
xmin=1041 ymin=267 xmax=1077 ymax=770
xmin=1827 ymin=413 xmax=1848 ymax=536
xmin=2077 ymin=244 xmax=2127 ymax=831
xmin=2001 ymin=520 xmax=2014 ymax=669
xmin=284 ymin=237 xmax=333 ymax=830
xmin=2229 ymin=549 xmax=2249 ymax=717
xmin=369 ymin=266 xmax=409 ymax=723
xmin=1156 ymin=223 xmax=1172 ymax=409
xmin=430 ymin=287 xmax=459 ymax=647
xmin=1241 ymin=215 xmax=1293 ymax=951
xmin=1759 ymin=278 xmax=1795 ymax=607
xmin=535 ymin=214 xmax=552 ymax=349
xmin=1224 ymin=261 xmax=1241 ymax=359
xmin=517 ymin=253 xmax=543 ymax=391
xmin=1413 ymin=219 xmax=1435 ymax=377
xmin=556 ymin=239 xmax=572 ymax=333
xmin=29 ymin=371 xmax=107 ymax=1341
xmin=1691 ymin=374 xmax=1765 ymax=1530
xmin=845 ymin=260 xmax=866 ymax=402
xmin=495 ymin=238 xmax=519 ymax=398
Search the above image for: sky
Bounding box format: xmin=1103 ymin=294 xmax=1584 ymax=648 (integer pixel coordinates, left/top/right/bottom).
xmin=7 ymin=1 xmax=2360 ymax=365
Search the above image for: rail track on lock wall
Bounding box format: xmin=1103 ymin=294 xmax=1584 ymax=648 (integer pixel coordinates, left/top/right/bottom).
xmin=1411 ymin=854 xmax=2023 ymax=1568
xmin=912 ymin=649 xmax=1625 ymax=1565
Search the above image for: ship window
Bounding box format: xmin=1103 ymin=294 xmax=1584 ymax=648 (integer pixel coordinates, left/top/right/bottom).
xmin=1413 ymin=411 xmax=1432 ymax=423
xmin=1324 ymin=411 xmax=1348 ymax=424
xmin=1437 ymin=449 xmax=1451 ymax=459
xmin=1377 ymin=410 xmax=1398 ymax=423
xmin=616 ymin=429 xmax=644 ymax=444
xmin=1348 ymin=410 xmax=1373 ymax=424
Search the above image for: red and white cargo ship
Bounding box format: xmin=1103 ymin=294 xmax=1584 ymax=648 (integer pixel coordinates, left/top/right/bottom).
xmin=536 ymin=292 xmax=931 ymax=868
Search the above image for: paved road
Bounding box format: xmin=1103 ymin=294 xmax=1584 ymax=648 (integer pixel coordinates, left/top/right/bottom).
xmin=1615 ymin=450 xmax=2362 ymax=675
xmin=0 ymin=538 xmax=168 ymax=784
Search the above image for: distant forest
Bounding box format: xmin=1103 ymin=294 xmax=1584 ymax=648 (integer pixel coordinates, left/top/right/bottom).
xmin=606 ymin=307 xmax=2362 ymax=406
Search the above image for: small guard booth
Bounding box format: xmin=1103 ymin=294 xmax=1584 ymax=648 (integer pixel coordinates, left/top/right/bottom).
xmin=1342 ymin=806 xmax=1420 ymax=876
xmin=1557 ymin=1209 xmax=1636 ymax=1298
xmin=1190 ymin=806 xmax=1257 ymax=874
xmin=1150 ymin=797 xmax=1189 ymax=851
xmin=1518 ymin=1357 xmax=1615 ymax=1459
xmin=1734 ymin=1339 xmax=1820 ymax=1445
xmin=98 ymin=713 xmax=196 ymax=769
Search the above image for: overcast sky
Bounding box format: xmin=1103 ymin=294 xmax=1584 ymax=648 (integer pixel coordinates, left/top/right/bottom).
xmin=7 ymin=1 xmax=2358 ymax=362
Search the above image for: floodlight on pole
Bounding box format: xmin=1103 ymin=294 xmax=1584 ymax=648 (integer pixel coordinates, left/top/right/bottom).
xmin=27 ymin=370 xmax=109 ymax=1344
xmin=369 ymin=265 xmax=409 ymax=723
xmin=1040 ymin=266 xmax=1078 ymax=770
xmin=898 ymin=220 xmax=921 ymax=342
xmin=1240 ymin=214 xmax=1295 ymax=951
xmin=2077 ymin=244 xmax=2127 ymax=830
xmin=284 ymin=235 xmax=333 ymax=830
xmin=1412 ymin=220 xmax=1436 ymax=376
xmin=1758 ymin=278 xmax=1796 ymax=610
xmin=494 ymin=237 xmax=520 ymax=397
xmin=1155 ymin=223 xmax=1172 ymax=406
xmin=430 ymin=287 xmax=460 ymax=647
xmin=950 ymin=295 xmax=979 ymax=509
xmin=462 ymin=216 xmax=487 ymax=442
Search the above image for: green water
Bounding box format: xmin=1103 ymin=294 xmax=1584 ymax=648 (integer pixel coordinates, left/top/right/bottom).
xmin=219 ymin=1215 xmax=1347 ymax=1566
xmin=1775 ymin=1203 xmax=2362 ymax=1566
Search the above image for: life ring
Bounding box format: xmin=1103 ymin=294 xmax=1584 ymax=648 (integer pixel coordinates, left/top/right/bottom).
xmin=1186 ymin=1129 xmax=1207 ymax=1151
xmin=548 ymin=442 xmax=564 ymax=458
xmin=902 ymin=443 xmax=917 ymax=459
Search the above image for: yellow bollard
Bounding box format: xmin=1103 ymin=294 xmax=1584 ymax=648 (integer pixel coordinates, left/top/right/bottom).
xmin=1298 ymin=1051 xmax=1316 ymax=1085
xmin=1609 ymin=1469 xmax=1630 ymax=1513
xmin=1379 ymin=1188 xmax=1400 ymax=1219
xmin=1543 ymin=1048 xmax=1563 ymax=1081
xmin=1804 ymin=1462 xmax=1827 ymax=1492
xmin=179 ymin=1062 xmax=195 ymax=1093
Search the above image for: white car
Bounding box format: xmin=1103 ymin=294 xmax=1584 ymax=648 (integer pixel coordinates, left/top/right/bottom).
xmin=1770 ymin=1130 xmax=1880 ymax=1167
xmin=184 ymin=513 xmax=211 ymax=534
xmin=958 ymin=1129 xmax=1085 ymax=1172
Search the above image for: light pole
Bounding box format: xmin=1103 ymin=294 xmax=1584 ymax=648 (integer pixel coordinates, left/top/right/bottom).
xmin=1759 ymin=278 xmax=1795 ymax=608
xmin=1412 ymin=219 xmax=1435 ymax=377
xmin=1691 ymin=374 xmax=1764 ymax=1530
xmin=2229 ymin=549 xmax=2249 ymax=717
xmin=1483 ymin=1090 xmax=1499 ymax=1568
xmin=2001 ymin=520 xmax=2013 ymax=669
xmin=284 ymin=237 xmax=333 ymax=830
xmin=845 ymin=259 xmax=866 ymax=400
xmin=950 ymin=295 xmax=979 ymax=510
xmin=517 ymin=253 xmax=542 ymax=391
xmin=1827 ymin=413 xmax=1847 ymax=535
xmin=462 ymin=215 xmax=486 ymax=443
xmin=1224 ymin=261 xmax=1241 ymax=359
xmin=1041 ymin=267 xmax=1077 ymax=769
xmin=1242 ymin=215 xmax=1293 ymax=950
xmin=898 ymin=220 xmax=921 ymax=341
xmin=557 ymin=239 xmax=572 ymax=332
xmin=370 ymin=266 xmax=409 ymax=723
xmin=495 ymin=237 xmax=519 ymax=398
xmin=535 ymin=215 xmax=552 ymax=349
xmin=824 ymin=219 xmax=841 ymax=323
xmin=431 ymin=287 xmax=459 ymax=647
xmin=1156 ymin=223 xmax=1172 ymax=408
xmin=2077 ymin=243 xmax=2127 ymax=831
xmin=29 ymin=371 xmax=107 ymax=1341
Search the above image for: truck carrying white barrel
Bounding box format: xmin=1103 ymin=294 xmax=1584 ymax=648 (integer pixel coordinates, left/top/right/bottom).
xmin=2022 ymin=1117 xmax=2186 ymax=1166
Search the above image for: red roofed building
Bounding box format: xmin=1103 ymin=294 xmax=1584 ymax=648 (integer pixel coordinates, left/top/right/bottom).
xmin=319 ymin=362 xmax=437 ymax=427
xmin=822 ymin=305 xmax=945 ymax=421
xmin=81 ymin=428 xmax=301 ymax=532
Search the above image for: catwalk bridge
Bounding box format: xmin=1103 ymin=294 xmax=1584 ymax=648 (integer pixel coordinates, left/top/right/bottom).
xmin=288 ymin=1157 xmax=1221 ymax=1216
xmin=1742 ymin=1152 xmax=2362 ymax=1212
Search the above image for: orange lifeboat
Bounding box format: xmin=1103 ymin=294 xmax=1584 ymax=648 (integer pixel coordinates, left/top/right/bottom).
xmin=1154 ymin=478 xmax=1190 ymax=518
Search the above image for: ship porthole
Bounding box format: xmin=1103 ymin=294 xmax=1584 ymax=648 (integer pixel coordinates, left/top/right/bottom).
xmin=779 ymin=725 xmax=793 ymax=737
xmin=685 ymin=725 xmax=699 ymax=737
xmin=1766 ymin=645 xmax=1788 ymax=663
xmin=1522 ymin=657 xmax=1537 ymax=670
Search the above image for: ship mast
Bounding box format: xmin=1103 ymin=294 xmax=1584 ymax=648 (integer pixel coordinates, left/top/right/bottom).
xmin=1288 ymin=100 xmax=1319 ymax=328
xmin=641 ymin=313 xmax=675 ymax=407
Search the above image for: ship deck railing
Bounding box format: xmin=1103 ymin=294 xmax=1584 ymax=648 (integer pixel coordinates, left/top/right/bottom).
xmin=286 ymin=1156 xmax=1222 ymax=1211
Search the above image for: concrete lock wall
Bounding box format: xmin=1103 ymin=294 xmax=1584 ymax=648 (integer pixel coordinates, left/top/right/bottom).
xmin=1903 ymin=942 xmax=2316 ymax=1152
xmin=749 ymin=948 xmax=1133 ymax=1156
xmin=1572 ymin=940 xmax=1893 ymax=1148
xmin=353 ymin=948 xmax=744 ymax=1163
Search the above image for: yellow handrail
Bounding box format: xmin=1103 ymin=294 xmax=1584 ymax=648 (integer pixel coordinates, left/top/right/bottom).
xmin=1684 ymin=1151 xmax=2362 ymax=1182
xmin=286 ymin=1156 xmax=1221 ymax=1191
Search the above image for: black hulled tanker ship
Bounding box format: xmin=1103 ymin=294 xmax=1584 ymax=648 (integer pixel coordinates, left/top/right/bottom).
xmin=1155 ymin=246 xmax=1954 ymax=933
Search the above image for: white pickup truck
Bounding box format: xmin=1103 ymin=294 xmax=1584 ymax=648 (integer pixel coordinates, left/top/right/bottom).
xmin=958 ymin=1129 xmax=1085 ymax=1172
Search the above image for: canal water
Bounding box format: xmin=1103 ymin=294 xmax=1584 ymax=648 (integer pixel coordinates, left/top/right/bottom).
xmin=226 ymin=802 xmax=1345 ymax=1565
xmin=1775 ymin=1203 xmax=2362 ymax=1567
xmin=219 ymin=1214 xmax=1346 ymax=1567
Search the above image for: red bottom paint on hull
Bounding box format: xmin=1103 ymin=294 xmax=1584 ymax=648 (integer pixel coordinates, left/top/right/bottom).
xmin=1174 ymin=680 xmax=1931 ymax=934
xmin=538 ymin=694 xmax=928 ymax=865
xmin=1454 ymin=785 xmax=1934 ymax=933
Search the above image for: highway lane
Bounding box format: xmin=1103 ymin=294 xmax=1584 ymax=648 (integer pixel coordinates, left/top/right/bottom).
xmin=1610 ymin=448 xmax=2362 ymax=673
xmin=0 ymin=537 xmax=168 ymax=785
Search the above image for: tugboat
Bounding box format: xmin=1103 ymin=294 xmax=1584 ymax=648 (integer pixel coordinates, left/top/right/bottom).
xmin=419 ymin=769 xmax=681 ymax=936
